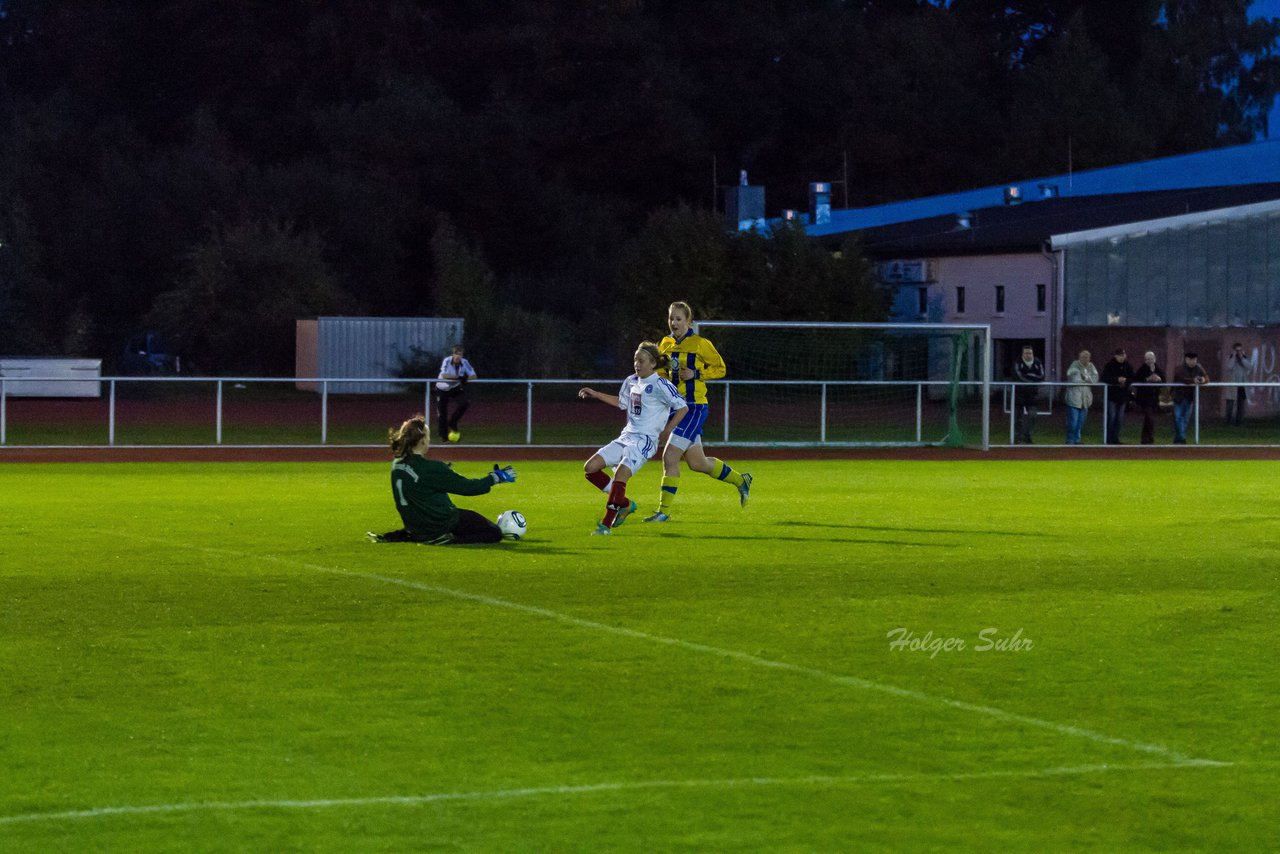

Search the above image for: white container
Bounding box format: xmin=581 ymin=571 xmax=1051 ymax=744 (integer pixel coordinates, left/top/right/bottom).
xmin=0 ymin=358 xmax=103 ymax=397
xmin=296 ymin=317 xmax=465 ymax=394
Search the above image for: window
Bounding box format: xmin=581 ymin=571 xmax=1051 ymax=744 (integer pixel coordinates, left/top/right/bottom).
xmin=1036 ymin=283 xmax=1046 ymax=313
xmin=995 ymin=285 xmax=1005 ymax=314
xmin=917 ymin=287 xmax=928 ymax=316
xmin=956 ymin=286 xmax=966 ymax=314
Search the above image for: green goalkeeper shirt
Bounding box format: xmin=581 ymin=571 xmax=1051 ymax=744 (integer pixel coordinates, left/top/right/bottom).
xmin=390 ymin=454 xmax=494 ymax=536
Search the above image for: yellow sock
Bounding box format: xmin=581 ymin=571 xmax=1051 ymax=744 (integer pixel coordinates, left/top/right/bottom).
xmin=658 ymin=475 xmax=680 ymax=513
xmin=708 ymin=458 xmax=744 ymax=488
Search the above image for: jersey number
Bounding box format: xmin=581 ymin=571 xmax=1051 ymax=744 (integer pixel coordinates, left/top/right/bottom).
xmin=395 ymin=480 xmax=409 ymax=507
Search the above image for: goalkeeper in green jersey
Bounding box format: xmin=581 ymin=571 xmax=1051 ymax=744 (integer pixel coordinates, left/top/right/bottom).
xmin=368 ymin=414 xmax=517 ymax=545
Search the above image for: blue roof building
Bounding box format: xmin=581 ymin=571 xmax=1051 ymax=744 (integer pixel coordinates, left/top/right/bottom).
xmin=778 ymin=140 xmax=1280 ymax=420
xmin=801 ymin=138 xmax=1280 ymax=238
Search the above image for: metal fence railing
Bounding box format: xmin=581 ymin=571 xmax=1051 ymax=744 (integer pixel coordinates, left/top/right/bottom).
xmin=1 ymin=375 xmax=1278 ymax=449
xmin=1001 ymin=379 xmax=1231 ymax=446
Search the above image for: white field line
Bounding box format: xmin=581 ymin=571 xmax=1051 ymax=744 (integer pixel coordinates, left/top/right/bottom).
xmin=0 ymin=760 xmax=1235 ymax=826
xmin=100 ymin=535 xmax=1225 ymax=768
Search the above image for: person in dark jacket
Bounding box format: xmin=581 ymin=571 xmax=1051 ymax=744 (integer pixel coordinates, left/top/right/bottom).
xmin=1171 ymin=353 xmax=1209 ymax=444
xmin=1131 ymin=351 xmax=1165 ymax=445
xmin=368 ymin=414 xmax=517 ymax=544
xmin=1099 ymin=348 xmax=1135 ymax=444
xmin=1011 ymin=345 xmax=1045 ymax=444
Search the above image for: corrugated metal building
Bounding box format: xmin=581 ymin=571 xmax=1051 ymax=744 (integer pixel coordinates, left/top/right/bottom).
xmin=296 ymin=317 xmax=464 ymax=394
xmin=0 ymin=358 xmax=102 ymax=397
xmin=1054 ymin=199 xmax=1280 ymax=328
xmin=823 ymin=183 xmax=1280 ymax=382
xmin=1052 ymin=199 xmax=1280 ymax=415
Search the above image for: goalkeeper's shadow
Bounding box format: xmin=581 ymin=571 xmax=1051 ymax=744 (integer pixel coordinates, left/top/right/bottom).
xmin=484 ymin=543 xmax=581 ymax=555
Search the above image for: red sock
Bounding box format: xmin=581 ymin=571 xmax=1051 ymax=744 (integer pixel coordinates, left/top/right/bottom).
xmin=585 ymin=470 xmax=610 ymax=491
xmin=602 ymin=481 xmax=628 ymax=527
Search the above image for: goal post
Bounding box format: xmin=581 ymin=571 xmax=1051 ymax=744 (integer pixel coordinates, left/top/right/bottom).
xmin=691 ymin=321 xmax=992 ymax=449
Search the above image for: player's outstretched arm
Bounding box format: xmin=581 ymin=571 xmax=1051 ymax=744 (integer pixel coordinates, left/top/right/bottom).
xmin=578 ymin=387 xmax=620 ymax=407
xmin=438 ymin=464 xmax=507 ymax=497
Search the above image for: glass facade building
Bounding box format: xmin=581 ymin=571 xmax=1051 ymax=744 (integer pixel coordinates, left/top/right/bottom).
xmin=1060 ymin=202 xmax=1280 ymax=328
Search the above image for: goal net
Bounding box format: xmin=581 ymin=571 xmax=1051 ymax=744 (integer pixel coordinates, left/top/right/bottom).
xmin=692 ymin=321 xmax=992 ymax=448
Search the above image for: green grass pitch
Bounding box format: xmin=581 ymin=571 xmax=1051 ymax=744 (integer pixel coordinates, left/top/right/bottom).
xmin=1 ymin=459 xmax=1277 ymax=850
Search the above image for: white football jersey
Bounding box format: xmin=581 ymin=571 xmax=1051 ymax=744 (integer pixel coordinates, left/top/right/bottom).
xmin=436 ymin=356 xmax=477 ymax=391
xmin=617 ymin=372 xmax=684 ymax=440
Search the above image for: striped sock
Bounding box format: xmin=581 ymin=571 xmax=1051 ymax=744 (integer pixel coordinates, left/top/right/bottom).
xmin=708 ymin=458 xmax=744 ymax=488
xmin=658 ymin=475 xmax=680 ymax=513
xmin=602 ymin=481 xmax=628 ymax=527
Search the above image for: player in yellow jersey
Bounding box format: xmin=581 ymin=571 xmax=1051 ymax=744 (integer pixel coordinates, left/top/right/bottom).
xmin=643 ymin=301 xmax=752 ymax=522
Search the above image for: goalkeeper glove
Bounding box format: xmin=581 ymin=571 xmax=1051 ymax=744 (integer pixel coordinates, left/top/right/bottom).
xmin=489 ymin=464 xmax=517 ymax=484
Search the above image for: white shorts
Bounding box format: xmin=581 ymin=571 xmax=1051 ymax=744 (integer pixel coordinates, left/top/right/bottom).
xmin=595 ymin=432 xmax=658 ymax=475
xmin=666 ymin=432 xmax=702 ymax=451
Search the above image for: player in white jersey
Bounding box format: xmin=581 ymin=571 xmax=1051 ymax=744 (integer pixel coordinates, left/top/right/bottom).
xmin=578 ymin=341 xmax=687 ymax=535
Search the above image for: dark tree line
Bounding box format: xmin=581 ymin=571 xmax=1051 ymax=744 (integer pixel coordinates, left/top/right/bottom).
xmin=0 ymin=0 xmax=1275 ymax=374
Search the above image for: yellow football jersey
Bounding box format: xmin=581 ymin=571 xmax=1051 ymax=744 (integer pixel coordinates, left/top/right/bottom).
xmin=657 ymin=333 xmax=726 ymax=404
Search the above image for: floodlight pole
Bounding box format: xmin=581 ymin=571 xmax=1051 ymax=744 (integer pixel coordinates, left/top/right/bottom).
xmin=526 ymin=382 xmax=534 ymax=444
xmin=1194 ymin=385 xmax=1200 ymax=444
xmin=1009 ymin=384 xmax=1015 ymax=445
xmin=320 ymin=381 xmax=328 ymax=445
xmin=916 ymin=383 xmax=923 ymax=443
xmin=1102 ymin=385 xmax=1109 ymax=444
xmin=723 ymin=385 xmax=731 ymax=443
xmin=820 ymin=383 xmax=827 ymax=443
xmin=981 ymin=327 xmax=991 ymax=450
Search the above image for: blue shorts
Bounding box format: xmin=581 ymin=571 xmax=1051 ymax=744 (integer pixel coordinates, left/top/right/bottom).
xmin=668 ymin=403 xmax=708 ymax=449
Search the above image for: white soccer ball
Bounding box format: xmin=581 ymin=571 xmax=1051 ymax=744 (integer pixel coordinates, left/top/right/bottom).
xmin=496 ymin=510 xmax=527 ymax=540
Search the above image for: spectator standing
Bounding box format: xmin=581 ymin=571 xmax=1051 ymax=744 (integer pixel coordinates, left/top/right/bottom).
xmin=1172 ymin=352 xmax=1209 ymax=444
xmin=435 ymin=344 xmax=477 ymax=443
xmin=1132 ymin=351 xmax=1165 ymax=445
xmin=1224 ymin=342 xmax=1253 ymax=426
xmin=1011 ymin=345 xmax=1045 ymax=444
xmin=1063 ymin=350 xmax=1098 ymax=445
xmin=1099 ymin=348 xmax=1135 ymax=444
